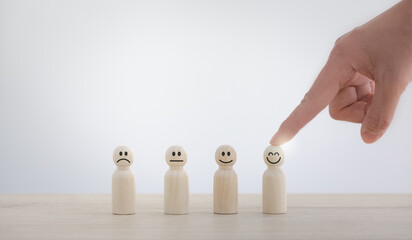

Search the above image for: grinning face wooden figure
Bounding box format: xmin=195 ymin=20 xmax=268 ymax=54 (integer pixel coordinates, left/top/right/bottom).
xmin=165 ymin=145 xmax=187 ymax=167
xmin=215 ymin=145 xmax=237 ymax=167
xmin=113 ymin=145 xmax=134 ymax=168
xmin=263 ymin=145 xmax=284 ymax=167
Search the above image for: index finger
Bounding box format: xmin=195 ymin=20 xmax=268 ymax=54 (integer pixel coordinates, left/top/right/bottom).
xmin=270 ymin=56 xmax=354 ymax=145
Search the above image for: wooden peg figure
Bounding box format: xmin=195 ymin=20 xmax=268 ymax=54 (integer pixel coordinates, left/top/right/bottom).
xmin=262 ymin=145 xmax=286 ymax=214
xmin=164 ymin=145 xmax=189 ymax=214
xmin=213 ymin=145 xmax=238 ymax=214
xmin=112 ymin=145 xmax=136 ymax=215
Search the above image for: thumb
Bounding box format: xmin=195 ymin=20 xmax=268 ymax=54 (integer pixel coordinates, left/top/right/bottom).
xmin=361 ymin=79 xmax=403 ymax=143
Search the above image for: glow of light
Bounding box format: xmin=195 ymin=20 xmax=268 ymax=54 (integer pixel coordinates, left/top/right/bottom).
xmin=280 ymin=140 xmax=295 ymax=157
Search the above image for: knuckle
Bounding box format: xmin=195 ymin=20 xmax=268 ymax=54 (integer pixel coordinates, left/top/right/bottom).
xmin=331 ymin=28 xmax=361 ymax=59
xmin=330 ymin=40 xmax=347 ymax=59
xmin=332 ymin=37 xmax=351 ymax=57
xmin=349 ymin=27 xmax=363 ymax=38
xmin=300 ymin=92 xmax=311 ymax=105
xmin=329 ymin=107 xmax=340 ymax=120
xmin=398 ymin=80 xmax=409 ymax=94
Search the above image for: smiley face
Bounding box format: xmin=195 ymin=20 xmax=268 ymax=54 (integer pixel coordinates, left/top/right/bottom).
xmin=113 ymin=145 xmax=134 ymax=167
xmin=165 ymin=145 xmax=187 ymax=167
xmin=263 ymin=145 xmax=284 ymax=167
xmin=215 ymin=145 xmax=237 ymax=167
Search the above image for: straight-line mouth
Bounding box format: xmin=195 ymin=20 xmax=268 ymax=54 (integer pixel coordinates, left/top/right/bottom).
xmin=219 ymin=159 xmax=233 ymax=164
xmin=169 ymin=160 xmax=184 ymax=162
xmin=117 ymin=158 xmax=130 ymax=163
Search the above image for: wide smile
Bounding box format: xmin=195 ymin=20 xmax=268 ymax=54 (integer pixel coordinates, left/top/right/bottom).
xmin=266 ymin=157 xmax=281 ymax=164
xmin=219 ymin=159 xmax=233 ymax=164
xmin=169 ymin=160 xmax=183 ymax=162
xmin=117 ymin=158 xmax=130 ymax=163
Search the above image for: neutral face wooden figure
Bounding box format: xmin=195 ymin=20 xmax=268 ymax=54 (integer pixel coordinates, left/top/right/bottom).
xmin=164 ymin=145 xmax=189 ymax=215
xmin=112 ymin=145 xmax=136 ymax=215
xmin=213 ymin=145 xmax=238 ymax=214
xmin=262 ymin=145 xmax=286 ymax=214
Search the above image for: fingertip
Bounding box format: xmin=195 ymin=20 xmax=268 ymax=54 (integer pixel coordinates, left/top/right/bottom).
xmin=360 ymin=127 xmax=383 ymax=144
xmin=269 ymin=134 xmax=280 ymax=146
xmin=270 ymin=132 xmax=288 ymax=146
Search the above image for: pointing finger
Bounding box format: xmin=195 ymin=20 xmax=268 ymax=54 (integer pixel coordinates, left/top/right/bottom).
xmin=270 ymin=55 xmax=354 ymax=145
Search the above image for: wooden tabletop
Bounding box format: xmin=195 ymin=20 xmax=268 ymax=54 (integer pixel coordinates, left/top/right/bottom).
xmin=1 ymin=194 xmax=411 ymax=240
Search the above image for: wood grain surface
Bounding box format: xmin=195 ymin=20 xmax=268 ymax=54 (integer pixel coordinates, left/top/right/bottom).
xmin=1 ymin=194 xmax=411 ymax=240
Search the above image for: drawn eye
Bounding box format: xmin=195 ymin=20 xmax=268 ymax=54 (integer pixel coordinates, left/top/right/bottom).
xmin=268 ymin=152 xmax=273 ymax=156
xmin=119 ymin=151 xmax=123 ymax=156
xmin=178 ymin=151 xmax=181 ymax=156
xmin=125 ymin=151 xmax=128 ymax=156
xmin=222 ymin=152 xmax=225 ymax=156
xmin=274 ymin=152 xmax=279 ymax=156
xmin=227 ymin=151 xmax=231 ymax=156
xmin=172 ymin=152 xmax=176 ymax=156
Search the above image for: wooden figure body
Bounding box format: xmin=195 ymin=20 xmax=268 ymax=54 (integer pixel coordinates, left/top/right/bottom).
xmin=213 ymin=145 xmax=238 ymax=214
xmin=262 ymin=145 xmax=286 ymax=214
xmin=112 ymin=146 xmax=135 ymax=215
xmin=164 ymin=145 xmax=189 ymax=214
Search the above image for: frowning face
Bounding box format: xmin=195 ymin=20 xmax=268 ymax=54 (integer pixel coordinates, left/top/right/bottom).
xmin=215 ymin=145 xmax=237 ymax=167
xmin=113 ymin=145 xmax=134 ymax=167
xmin=165 ymin=145 xmax=187 ymax=167
xmin=263 ymin=145 xmax=284 ymax=167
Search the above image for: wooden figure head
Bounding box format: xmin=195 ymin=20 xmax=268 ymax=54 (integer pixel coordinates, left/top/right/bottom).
xmin=165 ymin=145 xmax=187 ymax=167
xmin=215 ymin=145 xmax=237 ymax=167
xmin=263 ymin=145 xmax=284 ymax=167
xmin=113 ymin=145 xmax=134 ymax=167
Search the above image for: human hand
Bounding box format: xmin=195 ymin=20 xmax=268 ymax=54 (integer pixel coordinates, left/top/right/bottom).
xmin=270 ymin=0 xmax=412 ymax=145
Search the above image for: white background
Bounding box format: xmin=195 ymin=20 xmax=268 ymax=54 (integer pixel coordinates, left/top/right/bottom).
xmin=0 ymin=0 xmax=411 ymax=194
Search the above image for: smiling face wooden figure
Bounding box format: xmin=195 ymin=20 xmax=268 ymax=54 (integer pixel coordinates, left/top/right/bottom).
xmin=213 ymin=145 xmax=238 ymax=214
xmin=215 ymin=145 xmax=237 ymax=167
xmin=263 ymin=145 xmax=284 ymax=167
xmin=262 ymin=145 xmax=286 ymax=214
